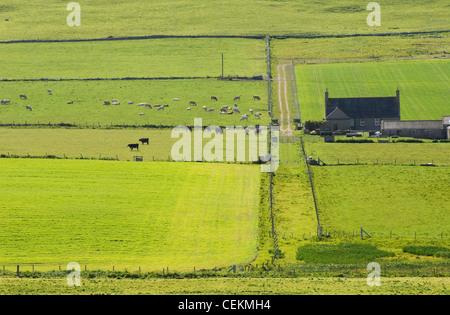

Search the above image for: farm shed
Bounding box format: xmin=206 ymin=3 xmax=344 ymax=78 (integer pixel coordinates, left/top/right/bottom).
xmin=381 ymin=116 xmax=450 ymax=139
xmin=323 ymin=89 xmax=400 ymax=132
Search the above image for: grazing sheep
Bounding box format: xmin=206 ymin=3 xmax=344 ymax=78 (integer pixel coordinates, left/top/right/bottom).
xmin=137 ymin=103 xmax=148 ymax=106
xmin=211 ymin=96 xmax=218 ymax=101
xmin=233 ymin=96 xmax=240 ymax=101
xmin=255 ymin=113 xmax=261 ymax=119
xmin=220 ymin=106 xmax=228 ymax=112
xmin=1 ymin=99 xmax=10 ymax=104
xmin=208 ymin=108 xmax=215 ymax=112
xmin=172 ymin=98 xmax=181 ymax=101
xmin=227 ymin=111 xmax=234 ymax=115
xmin=253 ymin=95 xmax=261 ymax=101
xmin=157 ymin=106 xmax=165 ymax=111
xmin=164 ymin=104 xmax=169 ymax=108
xmin=249 ymin=109 xmax=254 ymax=114
xmin=67 ymin=101 xmax=74 ymax=104
xmin=112 ymin=99 xmax=118 ymax=103
xmin=47 ymin=89 xmax=52 ymax=95
xmin=103 ymin=101 xmax=111 ymax=105
xmin=20 ymin=94 xmax=27 ymax=100
xmin=26 ymin=105 xmax=32 ymax=111
xmin=189 ymin=101 xmax=197 ymax=106
xmin=138 ymin=113 xmax=145 ymax=116
xmin=186 ymin=107 xmax=191 ymax=111
xmin=203 ymin=106 xmax=208 ymax=111
xmin=112 ymin=101 xmax=120 ymax=105
xmin=233 ymin=107 xmax=240 ymax=113
xmin=127 ymin=101 xmax=134 ymax=104
xmin=144 ymin=104 xmax=152 ymax=109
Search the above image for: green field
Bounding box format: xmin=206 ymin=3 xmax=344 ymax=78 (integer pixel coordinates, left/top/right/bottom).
xmin=1 ymin=1 xmax=448 ymax=40
xmin=0 ymin=38 xmax=266 ymax=79
xmin=312 ymin=164 xmax=450 ymax=237
xmin=0 ymin=79 xmax=269 ymax=126
xmin=0 ymin=276 xmax=448 ymax=295
xmin=303 ymin=136 xmax=450 ymax=166
xmin=0 ymin=128 xmax=271 ymax=162
xmin=0 ymin=159 xmax=261 ymax=270
xmin=295 ymin=59 xmax=450 ymax=121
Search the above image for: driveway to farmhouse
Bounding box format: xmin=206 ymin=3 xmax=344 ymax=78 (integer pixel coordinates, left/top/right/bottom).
xmin=276 ymin=63 xmax=294 ymax=137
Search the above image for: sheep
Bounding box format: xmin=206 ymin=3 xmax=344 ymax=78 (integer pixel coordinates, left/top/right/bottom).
xmin=249 ymin=109 xmax=254 ymax=114
xmin=47 ymin=89 xmax=52 ymax=95
xmin=253 ymin=95 xmax=261 ymax=101
xmin=172 ymin=98 xmax=181 ymax=101
xmin=233 ymin=107 xmax=240 ymax=113
xmin=203 ymin=106 xmax=208 ymax=111
xmin=240 ymin=114 xmax=249 ymax=121
xmin=103 ymin=101 xmax=111 ymax=105
xmin=163 ymin=104 xmax=169 ymax=108
xmin=67 ymin=101 xmax=74 ymax=104
xmin=144 ymin=104 xmax=152 ymax=109
xmin=255 ymin=113 xmax=261 ymax=119
xmin=138 ymin=113 xmax=145 ymax=116
xmin=20 ymin=94 xmax=27 ymax=100
xmin=211 ymin=96 xmax=218 ymax=101
xmin=127 ymin=101 xmax=134 ymax=104
xmin=1 ymin=99 xmax=10 ymax=104
xmin=157 ymin=106 xmax=165 ymax=111
xmin=208 ymin=108 xmax=215 ymax=112
xmin=189 ymin=101 xmax=197 ymax=106
xmin=186 ymin=107 xmax=192 ymax=111
xmin=233 ymin=96 xmax=240 ymax=101
xmin=137 ymin=103 xmax=149 ymax=107
xmin=26 ymin=105 xmax=32 ymax=111
xmin=112 ymin=101 xmax=120 ymax=105
xmin=220 ymin=105 xmax=228 ymax=112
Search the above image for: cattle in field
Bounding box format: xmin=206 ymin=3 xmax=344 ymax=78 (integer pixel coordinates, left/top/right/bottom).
xmin=26 ymin=105 xmax=32 ymax=111
xmin=253 ymin=95 xmax=261 ymax=101
xmin=128 ymin=143 xmax=139 ymax=151
xmin=211 ymin=96 xmax=218 ymax=101
xmin=20 ymin=94 xmax=27 ymax=100
xmin=233 ymin=96 xmax=240 ymax=101
xmin=104 ymin=101 xmax=111 ymax=105
xmin=189 ymin=101 xmax=197 ymax=106
xmin=1 ymin=99 xmax=10 ymax=104
xmin=139 ymin=138 xmax=149 ymax=145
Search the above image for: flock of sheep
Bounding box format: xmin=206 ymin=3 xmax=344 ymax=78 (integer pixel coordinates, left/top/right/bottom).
xmin=103 ymin=94 xmax=266 ymax=121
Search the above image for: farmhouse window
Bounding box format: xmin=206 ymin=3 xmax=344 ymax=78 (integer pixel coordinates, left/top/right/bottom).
xmin=350 ymin=119 xmax=355 ymax=127
xmin=375 ymin=118 xmax=381 ymax=126
xmin=360 ymin=119 xmax=365 ymax=127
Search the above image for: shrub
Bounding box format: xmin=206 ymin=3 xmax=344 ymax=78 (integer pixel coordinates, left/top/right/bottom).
xmin=402 ymin=246 xmax=450 ymax=258
xmin=304 ymin=120 xmax=325 ymax=132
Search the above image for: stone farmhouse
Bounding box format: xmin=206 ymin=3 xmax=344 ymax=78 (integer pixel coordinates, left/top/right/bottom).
xmin=381 ymin=116 xmax=450 ymax=140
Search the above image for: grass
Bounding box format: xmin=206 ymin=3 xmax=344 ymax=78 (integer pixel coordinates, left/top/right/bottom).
xmin=0 ymin=79 xmax=269 ymax=126
xmin=403 ymin=246 xmax=450 ymax=258
xmin=312 ymin=164 xmax=450 ymax=237
xmin=273 ymin=35 xmax=450 ymax=62
xmin=302 ymin=135 xmax=450 ymax=166
xmin=296 ymin=243 xmax=395 ymax=264
xmin=0 ymin=159 xmax=261 ymax=270
xmin=295 ymin=59 xmax=450 ymax=121
xmin=0 ymin=38 xmax=266 ymax=79
xmin=0 ymin=276 xmax=448 ymax=295
xmin=0 ymin=1 xmax=449 ymax=40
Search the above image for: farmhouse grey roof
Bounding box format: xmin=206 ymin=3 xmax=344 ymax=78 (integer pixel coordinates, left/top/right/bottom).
xmin=325 ymin=107 xmax=350 ymax=120
xmin=325 ymin=89 xmax=400 ymax=119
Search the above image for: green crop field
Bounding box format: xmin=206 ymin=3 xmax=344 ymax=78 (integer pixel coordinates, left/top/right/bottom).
xmin=0 ymin=79 xmax=269 ymax=126
xmin=0 ymin=159 xmax=261 ymax=271
xmin=0 ymin=1 xmax=448 ymax=40
xmin=295 ymin=59 xmax=450 ymax=122
xmin=312 ymin=164 xmax=450 ymax=238
xmin=0 ymin=38 xmax=266 ymax=79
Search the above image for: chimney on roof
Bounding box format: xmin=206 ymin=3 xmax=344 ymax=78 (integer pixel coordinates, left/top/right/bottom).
xmin=325 ymin=89 xmax=329 ymax=106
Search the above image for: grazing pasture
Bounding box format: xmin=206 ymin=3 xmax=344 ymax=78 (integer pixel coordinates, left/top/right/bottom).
xmin=0 ymin=128 xmax=270 ymax=162
xmin=295 ymin=59 xmax=450 ymax=121
xmin=0 ymin=159 xmax=260 ymax=270
xmin=0 ymin=79 xmax=269 ymax=126
xmin=0 ymin=0 xmax=449 ymax=40
xmin=0 ymin=38 xmax=266 ymax=79
xmin=312 ymin=165 xmax=450 ymax=237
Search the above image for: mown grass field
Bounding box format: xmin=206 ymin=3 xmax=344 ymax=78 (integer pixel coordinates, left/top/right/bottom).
xmin=0 ymin=276 xmax=448 ymax=295
xmin=312 ymin=164 xmax=450 ymax=238
xmin=0 ymin=0 xmax=448 ymax=40
xmin=295 ymin=59 xmax=450 ymax=121
xmin=0 ymin=38 xmax=266 ymax=79
xmin=0 ymin=79 xmax=269 ymax=126
xmin=0 ymin=159 xmax=261 ymax=271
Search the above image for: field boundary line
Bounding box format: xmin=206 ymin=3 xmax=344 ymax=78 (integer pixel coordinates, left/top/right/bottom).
xmin=1 ymin=30 xmax=449 ymax=45
xmin=0 ymin=76 xmax=266 ymax=83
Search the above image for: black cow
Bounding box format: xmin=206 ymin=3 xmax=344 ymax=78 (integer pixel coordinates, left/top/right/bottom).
xmin=139 ymin=138 xmax=149 ymax=145
xmin=128 ymin=143 xmax=139 ymax=151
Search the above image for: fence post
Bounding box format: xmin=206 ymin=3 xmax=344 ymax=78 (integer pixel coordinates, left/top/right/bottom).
xmin=17 ymin=265 xmax=20 ymax=278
